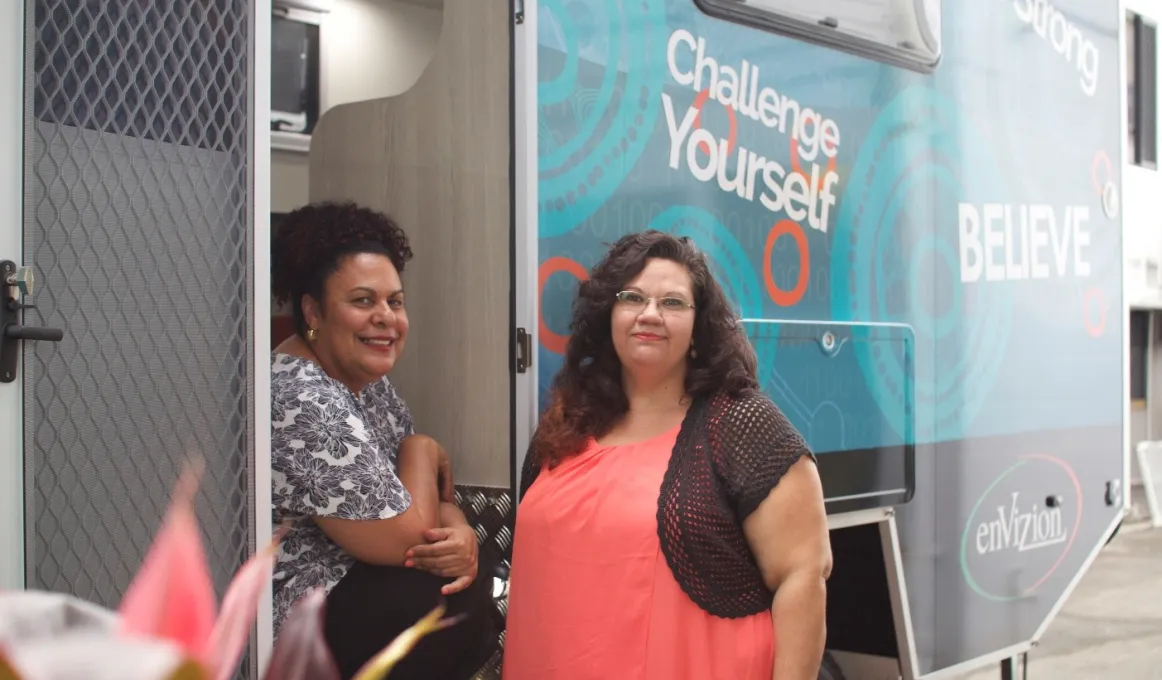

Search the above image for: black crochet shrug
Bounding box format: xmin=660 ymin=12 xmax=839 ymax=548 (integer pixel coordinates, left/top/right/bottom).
xmin=519 ymin=391 xmax=815 ymax=618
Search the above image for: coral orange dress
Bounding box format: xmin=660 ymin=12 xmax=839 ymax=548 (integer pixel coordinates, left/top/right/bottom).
xmin=502 ymin=425 xmax=774 ymax=680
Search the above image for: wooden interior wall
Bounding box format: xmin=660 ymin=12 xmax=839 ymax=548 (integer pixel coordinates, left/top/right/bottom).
xmin=309 ymin=0 xmax=511 ymax=488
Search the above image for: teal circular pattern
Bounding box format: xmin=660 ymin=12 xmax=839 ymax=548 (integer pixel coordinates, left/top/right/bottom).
xmin=647 ymin=206 xmax=776 ymax=384
xmin=830 ymin=85 xmax=1014 ymax=444
xmin=538 ymin=0 xmax=667 ymax=238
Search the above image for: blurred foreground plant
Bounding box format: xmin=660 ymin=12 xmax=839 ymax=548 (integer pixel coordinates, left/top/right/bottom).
xmin=0 ymin=464 xmax=460 ymax=680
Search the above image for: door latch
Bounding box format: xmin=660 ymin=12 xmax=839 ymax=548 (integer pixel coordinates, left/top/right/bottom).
xmin=0 ymin=260 xmax=64 ymax=383
xmin=515 ymin=327 xmax=531 ymax=373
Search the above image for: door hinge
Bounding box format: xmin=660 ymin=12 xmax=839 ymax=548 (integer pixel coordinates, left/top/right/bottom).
xmin=514 ymin=0 xmax=525 ymax=24
xmin=515 ymin=326 xmax=531 ymax=373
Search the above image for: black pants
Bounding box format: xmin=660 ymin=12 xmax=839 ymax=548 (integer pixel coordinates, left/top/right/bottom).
xmin=323 ymin=558 xmax=498 ymax=680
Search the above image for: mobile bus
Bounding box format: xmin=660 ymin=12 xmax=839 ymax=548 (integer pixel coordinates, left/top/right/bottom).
xmin=0 ymin=1 xmax=1128 ymax=679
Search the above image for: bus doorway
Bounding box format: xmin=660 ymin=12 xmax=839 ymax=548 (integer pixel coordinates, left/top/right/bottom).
xmin=267 ymin=0 xmax=520 ymax=674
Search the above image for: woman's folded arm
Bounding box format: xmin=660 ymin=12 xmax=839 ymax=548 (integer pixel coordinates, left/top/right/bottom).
xmin=313 ymin=434 xmax=446 ymax=565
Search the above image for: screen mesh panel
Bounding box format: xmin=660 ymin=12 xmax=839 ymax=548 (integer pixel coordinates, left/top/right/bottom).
xmin=21 ymin=3 xmax=255 ymax=674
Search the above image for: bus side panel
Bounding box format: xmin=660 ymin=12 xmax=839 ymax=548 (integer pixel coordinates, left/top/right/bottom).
xmin=533 ymin=0 xmax=1123 ymax=674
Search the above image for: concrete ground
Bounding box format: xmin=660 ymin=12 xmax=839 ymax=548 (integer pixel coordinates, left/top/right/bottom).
xmin=952 ymin=523 xmax=1162 ymax=680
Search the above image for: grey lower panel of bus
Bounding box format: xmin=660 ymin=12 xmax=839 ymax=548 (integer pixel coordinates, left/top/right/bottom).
xmin=22 ymin=1 xmax=255 ymax=676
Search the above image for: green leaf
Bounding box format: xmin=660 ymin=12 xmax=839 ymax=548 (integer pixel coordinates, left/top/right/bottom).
xmin=165 ymin=660 xmax=210 ymax=680
xmin=0 ymin=651 xmax=23 ymax=680
xmin=351 ymin=603 xmax=465 ymax=680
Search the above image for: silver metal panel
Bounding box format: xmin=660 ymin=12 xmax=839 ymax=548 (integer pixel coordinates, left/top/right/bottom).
xmin=880 ymin=514 xmax=920 ymax=680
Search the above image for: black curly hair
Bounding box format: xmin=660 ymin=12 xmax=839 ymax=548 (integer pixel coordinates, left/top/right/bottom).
xmin=530 ymin=230 xmax=760 ymax=466
xmin=271 ymin=201 xmax=414 ymax=338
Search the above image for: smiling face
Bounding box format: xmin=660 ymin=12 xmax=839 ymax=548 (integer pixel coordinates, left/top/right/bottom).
xmin=610 ymin=257 xmax=696 ymax=380
xmin=302 ymin=252 xmax=408 ymax=393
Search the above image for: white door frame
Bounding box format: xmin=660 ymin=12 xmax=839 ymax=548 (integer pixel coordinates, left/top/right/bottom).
xmin=253 ymin=0 xmax=274 ymax=667
xmin=0 ymin=0 xmax=25 ymax=591
xmin=513 ymin=0 xmax=539 ymax=496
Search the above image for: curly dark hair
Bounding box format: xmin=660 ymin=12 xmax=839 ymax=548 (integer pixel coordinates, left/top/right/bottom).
xmin=271 ymin=201 xmax=413 ymax=338
xmin=530 ymin=230 xmax=759 ymax=467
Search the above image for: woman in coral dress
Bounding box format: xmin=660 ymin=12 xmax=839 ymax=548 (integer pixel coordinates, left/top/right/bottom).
xmin=503 ymin=232 xmax=833 ymax=680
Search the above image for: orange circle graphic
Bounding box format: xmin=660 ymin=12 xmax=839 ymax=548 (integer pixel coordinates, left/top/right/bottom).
xmin=764 ymin=220 xmax=810 ymax=307
xmin=538 ymin=257 xmax=589 ymax=355
xmin=790 ymin=137 xmax=838 ymax=191
xmin=692 ymin=88 xmax=738 ymax=157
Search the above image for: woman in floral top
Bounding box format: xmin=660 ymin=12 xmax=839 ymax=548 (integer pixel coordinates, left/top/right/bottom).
xmin=270 ymin=201 xmax=496 ymax=680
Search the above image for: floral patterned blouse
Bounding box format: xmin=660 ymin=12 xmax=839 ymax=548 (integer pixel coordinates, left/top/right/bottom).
xmin=270 ymin=353 xmax=414 ymax=636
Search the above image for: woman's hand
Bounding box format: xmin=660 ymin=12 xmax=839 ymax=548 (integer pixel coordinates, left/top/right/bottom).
xmin=405 ymin=522 xmax=480 ymax=595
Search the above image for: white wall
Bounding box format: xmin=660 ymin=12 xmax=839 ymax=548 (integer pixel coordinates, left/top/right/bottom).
xmin=272 ymin=150 xmax=310 ymax=213
xmin=271 ymin=0 xmax=443 ymax=212
xmin=1124 ymin=0 xmax=1162 ymax=308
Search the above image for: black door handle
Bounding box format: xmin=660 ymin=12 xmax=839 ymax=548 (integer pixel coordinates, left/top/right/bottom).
xmin=5 ymin=325 xmax=63 ymax=342
xmin=0 ymin=322 xmax=65 ymax=382
xmin=0 ymin=260 xmax=66 ymax=382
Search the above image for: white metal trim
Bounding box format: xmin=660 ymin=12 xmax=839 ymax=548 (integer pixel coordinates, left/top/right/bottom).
xmin=1147 ymin=311 xmax=1154 ymax=442
xmin=880 ymin=515 xmax=920 ymax=680
xmin=253 ymin=0 xmax=275 ymax=668
xmin=1137 ymin=443 xmax=1162 ymax=524
xmin=273 ymin=4 xmax=329 ymax=24
xmin=271 ymin=131 xmax=311 ymax=154
xmin=1136 ymin=441 xmax=1162 ymax=527
xmin=0 ymin=0 xmax=24 ymax=591
xmin=273 ymin=0 xmax=333 ymax=14
xmin=826 ymin=506 xmax=891 ymax=531
xmin=1120 ymin=0 xmax=1134 ymax=519
xmin=828 ymin=651 xmax=902 ymax=680
xmin=740 ymin=318 xmax=914 ymax=332
xmin=825 ymin=489 xmax=910 ymax=505
xmin=917 ymin=642 xmax=1032 ymax=680
xmin=512 ymin=0 xmax=538 ymax=497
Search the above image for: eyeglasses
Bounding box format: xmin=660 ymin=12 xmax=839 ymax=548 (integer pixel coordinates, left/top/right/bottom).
xmin=614 ymin=290 xmax=695 ymax=313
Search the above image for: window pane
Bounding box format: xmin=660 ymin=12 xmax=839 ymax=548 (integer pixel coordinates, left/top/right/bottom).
xmin=1139 ymin=19 xmax=1157 ymax=167
xmin=698 ymin=0 xmax=941 ymax=70
xmin=1128 ymin=13 xmax=1138 ymax=163
xmin=1131 ymin=311 xmax=1149 ymax=401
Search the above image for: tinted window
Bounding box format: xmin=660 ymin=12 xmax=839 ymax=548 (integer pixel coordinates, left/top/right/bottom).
xmin=1128 ymin=12 xmax=1157 ymax=169
xmin=695 ymin=0 xmax=941 ymax=72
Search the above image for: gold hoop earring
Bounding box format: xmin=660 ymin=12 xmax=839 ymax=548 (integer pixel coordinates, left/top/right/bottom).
xmin=305 ymin=328 xmax=317 ymax=342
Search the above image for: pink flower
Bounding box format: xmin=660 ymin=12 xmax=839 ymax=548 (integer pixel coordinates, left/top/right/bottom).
xmin=0 ymin=461 xmax=463 ymax=680
xmin=117 ymin=462 xmax=284 ymax=680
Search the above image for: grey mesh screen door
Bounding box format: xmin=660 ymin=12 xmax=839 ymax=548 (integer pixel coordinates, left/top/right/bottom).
xmin=0 ymin=0 xmax=262 ymax=670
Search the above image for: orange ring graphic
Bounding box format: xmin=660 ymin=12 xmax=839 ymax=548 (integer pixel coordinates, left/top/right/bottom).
xmin=1083 ymin=288 xmax=1106 ymax=338
xmin=538 ymin=257 xmax=589 ymax=355
xmin=790 ymin=137 xmax=838 ymax=191
xmin=692 ymin=88 xmax=738 ymax=156
xmin=764 ymin=220 xmax=809 ymax=307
